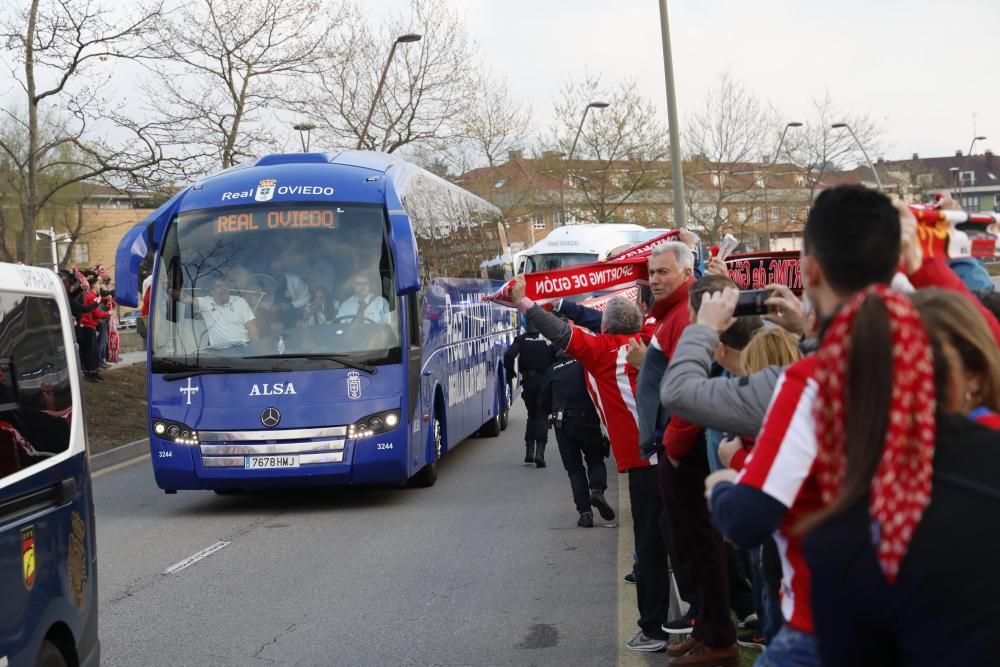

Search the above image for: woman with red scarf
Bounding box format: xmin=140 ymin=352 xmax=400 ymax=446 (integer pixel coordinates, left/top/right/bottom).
xmin=802 ymin=287 xmax=1000 ymax=666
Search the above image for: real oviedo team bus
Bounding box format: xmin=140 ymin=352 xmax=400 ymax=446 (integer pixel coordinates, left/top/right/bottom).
xmin=115 ymin=151 xmax=518 ymax=493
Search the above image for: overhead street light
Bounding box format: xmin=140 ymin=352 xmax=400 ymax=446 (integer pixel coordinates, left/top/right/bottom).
xmin=35 ymin=227 xmax=72 ymax=272
xmin=761 ymin=121 xmax=803 ymax=251
xmin=293 ymin=122 xmax=316 ymax=152
xmin=832 ymin=122 xmax=882 ymax=191
xmin=561 ymin=101 xmax=610 ymax=226
xmin=357 ymin=33 xmax=422 ymax=150
xmin=968 ymin=135 xmax=987 ymax=157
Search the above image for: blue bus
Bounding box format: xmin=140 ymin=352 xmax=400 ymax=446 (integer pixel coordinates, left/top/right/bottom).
xmin=0 ymin=264 xmax=98 ymax=667
xmin=115 ymin=151 xmax=518 ymax=493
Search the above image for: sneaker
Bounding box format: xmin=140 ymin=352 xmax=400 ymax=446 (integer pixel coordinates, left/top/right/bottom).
xmin=100 ymin=362 xmax=112 ymax=369
xmin=589 ymin=490 xmax=616 ymax=520
xmin=623 ymin=572 xmax=636 ymax=584
xmin=625 ymin=630 xmax=667 ymax=653
xmin=661 ymin=612 xmax=695 ymax=635
xmin=577 ymin=511 xmax=593 ymax=528
xmin=738 ymin=612 xmax=759 ymax=630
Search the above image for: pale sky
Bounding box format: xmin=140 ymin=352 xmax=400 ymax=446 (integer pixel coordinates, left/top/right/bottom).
xmin=4 ymin=0 xmax=997 ymax=166
xmin=378 ymin=0 xmax=999 ymax=164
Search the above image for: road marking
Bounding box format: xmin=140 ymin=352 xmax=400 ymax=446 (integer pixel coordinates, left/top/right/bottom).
xmin=93 ymin=454 xmax=150 ymax=478
xmin=163 ymin=541 xmax=231 ymax=575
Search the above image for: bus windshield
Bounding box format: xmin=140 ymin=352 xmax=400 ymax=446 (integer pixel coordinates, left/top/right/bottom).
xmin=150 ymin=203 xmax=400 ymax=373
xmin=523 ymin=252 xmax=598 ymax=273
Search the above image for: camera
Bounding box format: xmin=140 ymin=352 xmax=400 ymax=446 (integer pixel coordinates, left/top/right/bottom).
xmin=733 ymin=289 xmax=771 ymax=317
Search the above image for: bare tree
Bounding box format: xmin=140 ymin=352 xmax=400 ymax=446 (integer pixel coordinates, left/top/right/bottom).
xmin=462 ymin=72 xmax=533 ymax=168
xmin=296 ymin=0 xmax=477 ymax=154
xmin=144 ymin=0 xmax=340 ymax=172
xmin=0 ymin=0 xmax=167 ymax=263
xmin=550 ymin=75 xmax=670 ymax=224
xmin=683 ymin=72 xmax=778 ymax=244
xmin=785 ymin=93 xmax=882 ymax=218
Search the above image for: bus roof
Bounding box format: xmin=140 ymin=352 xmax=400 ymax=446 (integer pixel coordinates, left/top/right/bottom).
xmin=170 ymin=151 xmax=499 ymax=217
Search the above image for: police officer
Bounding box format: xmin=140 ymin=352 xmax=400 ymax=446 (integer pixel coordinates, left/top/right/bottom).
xmin=539 ymin=351 xmax=616 ymax=527
xmin=503 ymin=321 xmax=557 ymax=467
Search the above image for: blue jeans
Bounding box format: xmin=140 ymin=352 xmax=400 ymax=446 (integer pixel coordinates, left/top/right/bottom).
xmin=754 ymin=626 xmax=821 ymax=667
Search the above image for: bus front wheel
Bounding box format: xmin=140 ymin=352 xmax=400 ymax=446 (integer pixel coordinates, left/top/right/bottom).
xmin=410 ymin=415 xmax=442 ymax=488
xmin=36 ymin=640 xmax=68 ymax=667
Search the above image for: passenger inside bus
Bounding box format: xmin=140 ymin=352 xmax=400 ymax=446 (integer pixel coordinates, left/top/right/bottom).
xmin=335 ymin=273 xmax=390 ymax=324
xmin=152 ymin=203 xmax=401 ymax=368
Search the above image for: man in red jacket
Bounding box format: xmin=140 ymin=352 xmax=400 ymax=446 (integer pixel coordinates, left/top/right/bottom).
xmin=504 ymin=277 xmax=672 ymax=651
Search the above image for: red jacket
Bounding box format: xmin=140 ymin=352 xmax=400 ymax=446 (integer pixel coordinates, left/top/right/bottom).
xmin=79 ymin=292 xmax=109 ymax=329
xmin=650 ymin=279 xmax=703 ymax=460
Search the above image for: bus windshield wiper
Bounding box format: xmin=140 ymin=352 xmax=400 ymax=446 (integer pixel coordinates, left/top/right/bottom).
xmin=244 ymin=353 xmax=377 ymax=374
xmin=161 ymin=367 xmax=234 ymax=381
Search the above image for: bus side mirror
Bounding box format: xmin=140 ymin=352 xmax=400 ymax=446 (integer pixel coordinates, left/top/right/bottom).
xmin=388 ymin=210 xmax=420 ymax=295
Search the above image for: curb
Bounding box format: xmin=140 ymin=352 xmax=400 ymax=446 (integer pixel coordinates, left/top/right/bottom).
xmin=90 ymin=438 xmax=149 ymax=473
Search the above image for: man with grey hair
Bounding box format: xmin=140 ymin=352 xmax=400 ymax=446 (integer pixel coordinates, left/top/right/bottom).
xmin=505 ymin=276 xmax=673 ymax=653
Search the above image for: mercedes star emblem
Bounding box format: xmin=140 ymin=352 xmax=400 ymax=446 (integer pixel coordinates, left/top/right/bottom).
xmin=261 ymin=407 xmax=281 ymax=428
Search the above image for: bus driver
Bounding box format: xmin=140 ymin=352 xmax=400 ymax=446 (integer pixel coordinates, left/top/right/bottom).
xmin=174 ymin=276 xmax=260 ymax=349
xmin=336 ymin=273 xmax=389 ymax=324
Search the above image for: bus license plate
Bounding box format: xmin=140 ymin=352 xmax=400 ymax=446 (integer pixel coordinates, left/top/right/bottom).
xmin=244 ymin=455 xmax=300 ymax=469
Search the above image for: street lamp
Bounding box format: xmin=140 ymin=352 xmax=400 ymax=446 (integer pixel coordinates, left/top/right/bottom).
xmin=761 ymin=121 xmax=803 ymax=251
xmin=832 ymin=122 xmax=882 ymax=191
xmin=968 ymin=135 xmax=987 ymax=157
xmin=356 ymin=33 xmax=422 ymax=150
xmin=293 ymin=122 xmax=316 ymax=152
xmin=35 ymin=227 xmax=72 ymax=272
xmin=950 ymin=166 xmax=961 ymax=200
xmin=658 ymin=0 xmax=686 ymax=229
xmin=561 ymin=101 xmax=609 ymax=226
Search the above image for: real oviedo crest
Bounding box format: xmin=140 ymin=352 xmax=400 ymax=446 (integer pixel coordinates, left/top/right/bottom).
xmin=255 ymin=178 xmax=277 ymax=202
xmin=347 ymin=370 xmax=362 ymax=400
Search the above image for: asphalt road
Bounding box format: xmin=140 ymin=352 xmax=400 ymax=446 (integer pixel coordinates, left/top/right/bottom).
xmin=93 ymin=403 xmax=661 ymax=666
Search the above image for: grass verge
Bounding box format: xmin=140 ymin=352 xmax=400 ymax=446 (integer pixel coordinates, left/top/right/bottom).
xmin=83 ymin=362 xmax=148 ymax=454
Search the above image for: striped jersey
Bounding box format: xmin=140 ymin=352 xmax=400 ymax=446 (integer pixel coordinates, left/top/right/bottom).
xmin=566 ymin=326 xmax=650 ymax=472
xmin=736 ymin=355 xmax=821 ymax=633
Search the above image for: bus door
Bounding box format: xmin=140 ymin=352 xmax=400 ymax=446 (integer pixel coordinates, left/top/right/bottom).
xmin=0 ymin=283 xmax=98 ymax=667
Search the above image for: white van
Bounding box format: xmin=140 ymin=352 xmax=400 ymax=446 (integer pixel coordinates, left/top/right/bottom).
xmin=520 ymin=224 xmax=669 ymax=273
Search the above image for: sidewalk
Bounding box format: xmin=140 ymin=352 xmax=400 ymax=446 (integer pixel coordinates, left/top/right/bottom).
xmin=112 ymin=350 xmax=146 ymax=368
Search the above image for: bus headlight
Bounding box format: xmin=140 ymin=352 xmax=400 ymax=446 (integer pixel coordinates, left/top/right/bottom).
xmin=348 ymin=410 xmax=401 ymax=439
xmin=152 ymin=419 xmax=199 ymax=445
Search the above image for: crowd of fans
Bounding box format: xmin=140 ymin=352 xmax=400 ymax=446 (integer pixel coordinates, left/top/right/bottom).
xmin=501 ymin=185 xmax=1000 ymax=666
xmin=59 ymin=265 xmax=121 ymax=382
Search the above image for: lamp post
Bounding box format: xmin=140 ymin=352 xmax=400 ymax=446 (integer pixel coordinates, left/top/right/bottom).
xmin=293 ymin=122 xmax=316 ymax=152
xmin=560 ymin=101 xmax=609 ymax=226
xmin=658 ymin=0 xmax=686 ymax=229
xmin=832 ymin=122 xmax=882 ymax=191
xmin=357 ymin=33 xmax=422 ymax=150
xmin=968 ymin=135 xmax=987 ymax=158
xmin=35 ymin=227 xmax=72 ymax=272
xmin=950 ymin=166 xmax=961 ymax=201
xmin=761 ymin=121 xmax=802 ymax=251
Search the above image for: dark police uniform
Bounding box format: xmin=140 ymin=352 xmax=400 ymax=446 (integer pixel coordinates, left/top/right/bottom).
xmin=539 ymin=353 xmax=614 ymax=526
xmin=503 ymin=326 xmax=557 ymax=466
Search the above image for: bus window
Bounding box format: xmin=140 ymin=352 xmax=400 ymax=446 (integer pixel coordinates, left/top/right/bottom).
xmin=150 ymin=203 xmax=402 ymax=373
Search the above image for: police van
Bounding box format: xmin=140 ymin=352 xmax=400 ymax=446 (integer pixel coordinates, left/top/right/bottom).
xmin=0 ymin=264 xmax=98 ymax=667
